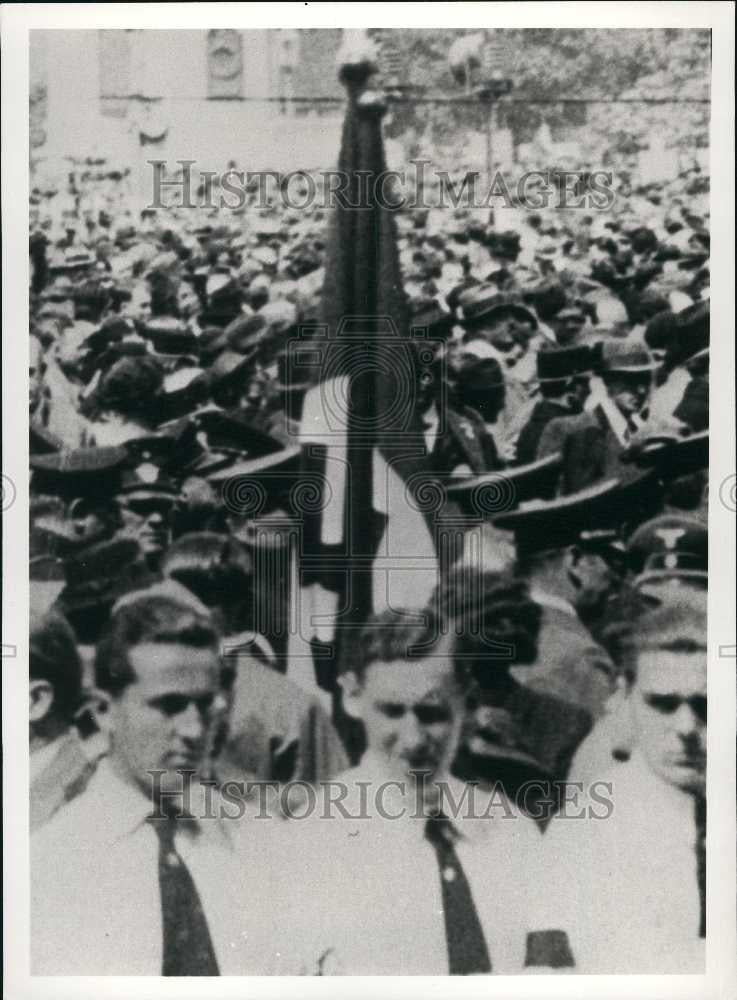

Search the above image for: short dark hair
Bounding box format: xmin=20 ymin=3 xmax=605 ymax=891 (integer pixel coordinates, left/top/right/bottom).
xmin=355 ymin=608 xmax=466 ymax=687
xmin=433 ymin=568 xmax=541 ymax=670
xmin=614 ymin=601 xmax=706 ymax=684
xmin=30 ymin=609 xmax=83 ymax=722
xmin=94 ymin=594 xmax=219 ymax=696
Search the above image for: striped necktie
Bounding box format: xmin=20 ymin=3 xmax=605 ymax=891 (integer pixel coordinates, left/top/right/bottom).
xmin=425 ymin=813 xmax=492 ymax=975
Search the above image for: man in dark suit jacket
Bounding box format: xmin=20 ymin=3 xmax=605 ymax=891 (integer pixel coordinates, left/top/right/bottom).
xmin=490 ymin=493 xmax=625 ymax=757
xmin=437 ymin=569 xmax=597 ymax=822
xmin=30 ymin=608 xmax=98 ymax=831
xmin=416 ymin=343 xmax=501 ymax=507
xmin=433 ymin=403 xmax=500 ymax=474
xmin=515 ymin=345 xmax=594 ymax=467
xmin=537 ymin=342 xmax=656 ymax=494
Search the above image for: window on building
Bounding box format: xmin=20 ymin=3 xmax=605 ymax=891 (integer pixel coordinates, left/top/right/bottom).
xmin=291 ymin=29 xmax=342 ymax=117
xmin=207 ymin=29 xmax=243 ymax=99
xmin=99 ymin=29 xmax=133 ymax=118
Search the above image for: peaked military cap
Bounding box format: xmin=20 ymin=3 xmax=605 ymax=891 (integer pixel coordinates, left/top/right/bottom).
xmin=445 ymin=453 xmax=563 ymax=514
xmin=142 ymin=317 xmax=198 ymax=357
xmin=492 ymin=472 xmax=662 ymax=557
xmin=627 ymin=514 xmax=707 ymax=587
xmin=30 ymin=446 xmax=128 ymax=499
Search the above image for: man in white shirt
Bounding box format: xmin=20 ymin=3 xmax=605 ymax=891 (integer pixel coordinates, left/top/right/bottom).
xmin=539 ymin=599 xmax=707 ymax=973
xmin=282 ymin=610 xmax=557 ymax=975
xmin=31 ymin=591 xmax=288 ymax=975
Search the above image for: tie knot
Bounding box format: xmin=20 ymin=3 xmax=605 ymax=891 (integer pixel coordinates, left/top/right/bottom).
xmin=147 ymin=815 xmax=178 ymax=848
xmin=425 ymin=813 xmax=458 ymax=850
xmin=148 ymin=815 xmax=199 ymax=847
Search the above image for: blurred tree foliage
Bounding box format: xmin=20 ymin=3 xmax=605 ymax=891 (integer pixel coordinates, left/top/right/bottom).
xmin=376 ymin=28 xmax=710 ymax=155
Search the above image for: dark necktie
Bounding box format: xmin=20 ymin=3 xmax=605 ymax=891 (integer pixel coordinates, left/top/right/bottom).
xmin=695 ymin=795 xmax=706 ymax=938
xmin=425 ymin=814 xmax=492 ymax=975
xmin=148 ymin=817 xmax=220 ymax=976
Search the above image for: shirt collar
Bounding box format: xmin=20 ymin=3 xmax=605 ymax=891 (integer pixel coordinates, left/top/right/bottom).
xmin=347 ymin=754 xmax=467 ymax=840
xmin=625 ymin=749 xmax=701 ymax=822
xmin=86 ymin=760 xmax=225 ymax=844
xmin=530 ymin=587 xmax=577 ymax=617
xmin=30 ymin=732 xmax=71 ymax=783
xmin=86 ymin=760 xmax=162 ymax=841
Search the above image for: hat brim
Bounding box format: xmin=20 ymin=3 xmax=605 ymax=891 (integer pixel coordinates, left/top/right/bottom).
xmin=446 ymin=453 xmax=562 ymax=508
xmin=635 ymin=569 xmax=708 ymax=589
xmin=207 ymin=445 xmax=301 ymax=483
xmin=492 ymin=471 xmax=659 ymax=532
xmin=685 ymin=346 xmax=710 ymax=364
xmin=272 ymin=381 xmax=313 ymax=394
xmin=629 ymin=430 xmax=708 ymax=475
xmin=463 ymin=735 xmax=550 ymax=774
xmin=537 ymin=371 xmax=592 ymax=383
xmin=209 ymin=357 xmax=252 ymax=384
xmin=117 ymin=485 xmax=179 ymax=502
xmin=602 ymin=364 xmax=657 ymax=376
xmin=463 ymin=304 xmax=538 ymax=330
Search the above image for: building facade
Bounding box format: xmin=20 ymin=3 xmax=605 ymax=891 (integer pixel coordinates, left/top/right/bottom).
xmin=31 ymin=29 xmax=345 ymax=180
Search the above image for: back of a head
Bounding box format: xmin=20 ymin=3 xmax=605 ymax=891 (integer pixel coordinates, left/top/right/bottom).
xmin=30 ymin=608 xmax=83 ymax=723
xmin=94 ymin=593 xmax=219 ymax=696
xmin=96 ymin=355 xmax=164 ymax=415
xmin=356 ymin=608 xmax=450 ymax=682
xmin=433 ymin=568 xmax=542 ymax=684
xmin=161 ymin=531 xmax=253 ymax=617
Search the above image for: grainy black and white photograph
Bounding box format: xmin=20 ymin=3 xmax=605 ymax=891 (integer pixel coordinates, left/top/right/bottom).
xmin=2 ymin=4 xmax=736 ymax=995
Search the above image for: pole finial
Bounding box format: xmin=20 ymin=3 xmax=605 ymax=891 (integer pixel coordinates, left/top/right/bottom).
xmin=336 ymin=29 xmax=379 ymax=90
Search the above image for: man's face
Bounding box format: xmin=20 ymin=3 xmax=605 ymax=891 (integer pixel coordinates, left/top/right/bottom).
xmin=68 ymin=497 xmax=112 ymax=543
xmin=630 ymin=649 xmax=706 ymax=794
xmin=347 ymin=651 xmax=464 ymax=793
xmin=117 ymin=495 xmax=174 ymax=559
xmin=607 ymin=374 xmax=651 ymax=417
xmin=177 ymin=281 xmax=200 ymax=318
xmin=565 ymin=548 xmax=619 ymax=608
xmin=482 ymin=321 xmax=530 ymax=370
xmin=109 ymin=642 xmax=221 ymax=803
xmin=568 ymin=374 xmax=591 ymax=410
xmin=554 ymin=310 xmax=586 ymax=346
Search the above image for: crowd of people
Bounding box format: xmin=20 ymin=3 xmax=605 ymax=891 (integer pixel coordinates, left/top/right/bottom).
xmin=29 ymin=147 xmax=709 ymax=975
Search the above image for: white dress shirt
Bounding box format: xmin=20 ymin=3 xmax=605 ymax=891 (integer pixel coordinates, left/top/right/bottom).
xmin=30 ymin=734 xmax=68 ymax=784
xmin=31 ymin=760 xmax=293 ymax=975
xmin=537 ymin=750 xmax=705 ymax=973
xmin=282 ymin=758 xmax=545 ymax=975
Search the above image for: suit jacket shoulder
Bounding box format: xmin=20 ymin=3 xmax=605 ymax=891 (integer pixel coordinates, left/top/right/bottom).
xmin=525 ymin=604 xmax=614 ymax=716
xmin=537 ymin=411 xmax=612 ymax=493
xmin=446 ymin=404 xmax=500 ymax=472
xmin=515 ymin=399 xmax=569 ymax=465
